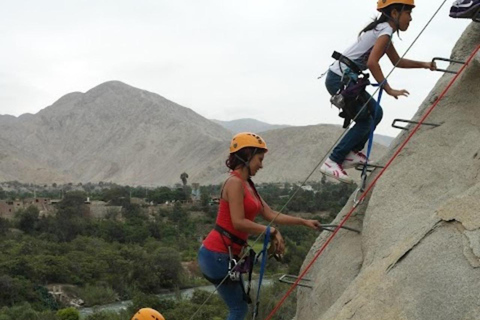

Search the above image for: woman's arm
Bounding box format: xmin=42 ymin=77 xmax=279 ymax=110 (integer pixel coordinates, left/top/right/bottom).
xmin=367 ymin=36 xmax=409 ymax=99
xmin=260 ymin=198 xmax=321 ymax=230
xmin=386 ymin=44 xmax=435 ymax=69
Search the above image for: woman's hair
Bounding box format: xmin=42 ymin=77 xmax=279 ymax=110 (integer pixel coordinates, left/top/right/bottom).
xmin=359 ymin=4 xmax=415 ymax=36
xmin=225 ymin=147 xmax=266 ymax=170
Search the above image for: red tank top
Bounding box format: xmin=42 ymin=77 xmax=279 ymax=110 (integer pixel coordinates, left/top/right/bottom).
xmin=203 ymin=173 xmax=262 ymax=255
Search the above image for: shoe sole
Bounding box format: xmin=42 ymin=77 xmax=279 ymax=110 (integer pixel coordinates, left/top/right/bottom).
xmin=320 ymin=168 xmax=355 ymax=184
xmin=451 ymin=4 xmax=480 ymax=18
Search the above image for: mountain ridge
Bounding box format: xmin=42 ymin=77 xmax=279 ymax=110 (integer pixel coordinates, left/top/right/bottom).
xmin=0 ymin=81 xmax=386 ymax=185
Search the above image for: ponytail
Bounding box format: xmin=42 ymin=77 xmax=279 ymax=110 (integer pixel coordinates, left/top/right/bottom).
xmin=359 ymin=14 xmax=389 ymax=36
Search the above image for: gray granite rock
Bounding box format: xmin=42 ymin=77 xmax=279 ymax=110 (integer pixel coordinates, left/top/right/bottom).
xmin=296 ymin=22 xmax=480 ymax=320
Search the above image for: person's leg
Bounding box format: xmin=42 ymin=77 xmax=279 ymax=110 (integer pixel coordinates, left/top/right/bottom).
xmin=216 ymin=278 xmax=249 ymax=320
xmin=198 ymin=246 xmax=249 ymax=320
xmin=330 ymin=105 xmax=371 ymax=164
xmin=351 ymin=93 xmax=383 ymax=153
xmin=325 ymin=70 xmax=343 ymax=96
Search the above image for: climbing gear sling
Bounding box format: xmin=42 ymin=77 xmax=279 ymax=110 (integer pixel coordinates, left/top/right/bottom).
xmin=330 ymin=51 xmax=373 ymax=128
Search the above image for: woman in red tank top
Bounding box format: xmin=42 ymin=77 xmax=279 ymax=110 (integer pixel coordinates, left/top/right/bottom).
xmin=198 ymin=132 xmax=321 ymax=320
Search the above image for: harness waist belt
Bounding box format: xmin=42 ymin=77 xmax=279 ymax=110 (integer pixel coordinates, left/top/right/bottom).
xmin=332 ymin=51 xmax=363 ymax=75
xmin=214 ymin=224 xmax=247 ymax=246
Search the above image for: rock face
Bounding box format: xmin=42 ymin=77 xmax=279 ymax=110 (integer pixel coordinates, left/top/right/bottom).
xmin=0 ymin=82 xmax=386 ymax=185
xmin=296 ymin=23 xmax=480 ymax=320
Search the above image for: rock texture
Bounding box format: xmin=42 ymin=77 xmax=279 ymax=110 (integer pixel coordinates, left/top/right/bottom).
xmin=0 ymin=82 xmax=386 ymax=186
xmin=296 ymin=23 xmax=480 ymax=320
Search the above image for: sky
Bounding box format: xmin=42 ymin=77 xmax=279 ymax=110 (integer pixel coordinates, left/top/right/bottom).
xmin=0 ymin=0 xmax=471 ymax=136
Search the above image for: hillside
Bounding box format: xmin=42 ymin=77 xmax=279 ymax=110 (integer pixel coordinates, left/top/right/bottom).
xmin=0 ymin=82 xmax=386 ymax=185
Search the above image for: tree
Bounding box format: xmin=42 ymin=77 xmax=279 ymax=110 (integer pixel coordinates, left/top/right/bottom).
xmin=180 ymin=172 xmax=189 ymax=186
xmin=15 ymin=206 xmax=39 ymax=234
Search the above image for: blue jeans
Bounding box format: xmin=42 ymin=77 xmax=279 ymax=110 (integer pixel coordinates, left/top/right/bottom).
xmin=198 ymin=245 xmax=249 ymax=320
xmin=325 ymin=70 xmax=383 ymax=164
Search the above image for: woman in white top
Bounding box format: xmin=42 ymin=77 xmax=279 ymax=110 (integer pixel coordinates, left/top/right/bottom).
xmin=320 ymin=0 xmax=436 ymax=184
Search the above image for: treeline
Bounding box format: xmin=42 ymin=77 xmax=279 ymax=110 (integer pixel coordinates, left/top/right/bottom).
xmin=0 ymin=180 xmax=355 ymax=319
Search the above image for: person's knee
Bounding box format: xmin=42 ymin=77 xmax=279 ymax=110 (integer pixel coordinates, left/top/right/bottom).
xmin=375 ymin=107 xmax=384 ymax=124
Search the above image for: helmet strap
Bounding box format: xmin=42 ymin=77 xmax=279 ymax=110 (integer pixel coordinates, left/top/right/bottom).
xmin=234 ymin=148 xmax=258 ymax=177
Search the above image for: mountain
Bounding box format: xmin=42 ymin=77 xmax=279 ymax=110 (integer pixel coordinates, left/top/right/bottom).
xmin=296 ymin=22 xmax=480 ymax=320
xmin=0 ymin=81 xmax=386 ymax=185
xmin=213 ymin=118 xmax=394 ymax=147
xmin=372 ymin=133 xmax=394 ymax=147
xmin=211 ymin=118 xmax=291 ymax=134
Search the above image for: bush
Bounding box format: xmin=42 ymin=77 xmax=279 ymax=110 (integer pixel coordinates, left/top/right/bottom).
xmin=56 ymin=307 xmax=80 ymax=320
xmin=74 ymin=285 xmax=118 ymax=307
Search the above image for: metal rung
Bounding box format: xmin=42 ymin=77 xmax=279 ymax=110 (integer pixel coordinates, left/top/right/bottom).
xmin=392 ymin=119 xmax=441 ymax=131
xmin=279 ymin=274 xmax=313 ymax=289
xmin=355 ymin=163 xmax=384 ymax=173
xmin=432 ymin=57 xmax=466 ymax=74
xmin=320 ymin=224 xmax=361 ymax=234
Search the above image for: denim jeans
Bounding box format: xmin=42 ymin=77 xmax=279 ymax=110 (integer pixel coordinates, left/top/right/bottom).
xmin=325 ymin=70 xmax=383 ymax=164
xmin=198 ymin=245 xmax=249 ymax=320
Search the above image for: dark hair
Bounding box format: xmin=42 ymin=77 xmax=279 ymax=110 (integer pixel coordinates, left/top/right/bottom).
xmin=359 ymin=4 xmax=414 ymax=36
xmin=225 ymin=147 xmax=266 ymax=171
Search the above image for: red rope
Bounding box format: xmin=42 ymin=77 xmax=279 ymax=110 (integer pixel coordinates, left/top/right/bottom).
xmin=265 ymin=44 xmax=480 ymax=320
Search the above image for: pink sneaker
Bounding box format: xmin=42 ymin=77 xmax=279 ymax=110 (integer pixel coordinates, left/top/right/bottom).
xmin=343 ymin=151 xmax=371 ymax=169
xmin=320 ymin=158 xmax=354 ymax=184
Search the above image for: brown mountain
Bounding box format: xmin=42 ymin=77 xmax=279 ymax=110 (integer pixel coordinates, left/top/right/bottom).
xmin=0 ymin=81 xmax=386 ymax=185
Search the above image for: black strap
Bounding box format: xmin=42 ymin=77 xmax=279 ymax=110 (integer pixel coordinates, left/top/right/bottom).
xmin=215 ymin=224 xmax=247 ymax=246
xmin=332 ymin=51 xmax=363 ymax=75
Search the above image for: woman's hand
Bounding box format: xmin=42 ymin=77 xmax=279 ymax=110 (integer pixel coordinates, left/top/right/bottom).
xmin=386 ymin=87 xmax=410 ymax=100
xmin=424 ymin=61 xmax=437 ymax=71
xmin=270 ymin=228 xmax=285 ymax=256
xmin=303 ymin=219 xmax=322 ymax=230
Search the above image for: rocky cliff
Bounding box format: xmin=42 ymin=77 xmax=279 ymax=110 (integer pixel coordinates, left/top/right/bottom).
xmin=296 ymin=22 xmax=480 ymax=320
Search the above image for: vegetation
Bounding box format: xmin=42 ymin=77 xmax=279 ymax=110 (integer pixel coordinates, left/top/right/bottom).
xmin=0 ymin=180 xmax=355 ymax=319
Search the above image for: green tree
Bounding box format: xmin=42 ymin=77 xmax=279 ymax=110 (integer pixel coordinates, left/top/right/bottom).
xmin=56 ymin=307 xmax=79 ymax=320
xmin=15 ymin=206 xmax=39 ymax=234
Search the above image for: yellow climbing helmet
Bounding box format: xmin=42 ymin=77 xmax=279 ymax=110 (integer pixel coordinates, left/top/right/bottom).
xmin=377 ymin=0 xmax=415 ymax=11
xmin=131 ymin=308 xmax=165 ymax=320
xmin=229 ymin=132 xmax=268 ymax=154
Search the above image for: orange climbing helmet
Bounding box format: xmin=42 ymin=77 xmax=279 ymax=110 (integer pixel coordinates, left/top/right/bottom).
xmin=131 ymin=308 xmax=165 ymax=320
xmin=377 ymin=0 xmax=415 ymax=11
xmin=229 ymin=132 xmax=268 ymax=154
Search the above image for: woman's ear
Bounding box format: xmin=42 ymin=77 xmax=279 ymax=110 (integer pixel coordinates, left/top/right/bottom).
xmin=390 ymin=8 xmax=400 ymax=20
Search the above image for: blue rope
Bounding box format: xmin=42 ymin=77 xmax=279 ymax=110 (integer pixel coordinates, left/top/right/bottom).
xmin=361 ymin=83 xmax=385 ymax=189
xmin=252 ymin=226 xmax=270 ymax=320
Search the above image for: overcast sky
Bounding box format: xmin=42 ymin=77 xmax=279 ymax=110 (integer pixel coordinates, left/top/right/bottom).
xmin=0 ymin=1 xmax=471 ymax=136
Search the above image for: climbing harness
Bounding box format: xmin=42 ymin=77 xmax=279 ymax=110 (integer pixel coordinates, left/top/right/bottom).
xmin=330 ymin=51 xmax=373 ymax=129
xmin=265 ymin=43 xmax=480 ymax=320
